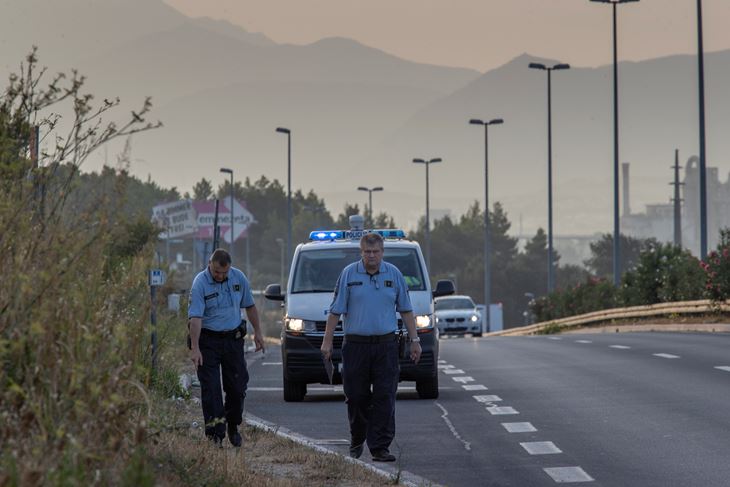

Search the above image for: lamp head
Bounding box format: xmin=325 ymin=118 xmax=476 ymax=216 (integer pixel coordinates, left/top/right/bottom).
xmin=469 ymin=119 xmax=484 ymax=125
xmin=529 ymin=62 xmax=547 ymax=70
xmin=275 ymin=127 xmax=290 ymax=134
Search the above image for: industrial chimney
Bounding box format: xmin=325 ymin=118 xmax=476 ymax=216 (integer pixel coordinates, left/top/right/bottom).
xmin=622 ymin=162 xmax=631 ymax=216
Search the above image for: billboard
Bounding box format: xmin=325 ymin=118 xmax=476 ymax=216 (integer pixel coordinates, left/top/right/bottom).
xmin=152 ymin=199 xmax=255 ymax=242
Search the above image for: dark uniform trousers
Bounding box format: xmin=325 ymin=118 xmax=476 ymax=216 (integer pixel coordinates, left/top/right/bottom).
xmin=197 ymin=330 xmax=249 ymax=440
xmin=342 ymin=339 xmax=400 ymax=452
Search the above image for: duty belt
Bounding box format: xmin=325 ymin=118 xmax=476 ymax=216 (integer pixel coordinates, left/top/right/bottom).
xmin=201 ymin=327 xmax=243 ymax=339
xmin=344 ymin=333 xmax=397 ymax=344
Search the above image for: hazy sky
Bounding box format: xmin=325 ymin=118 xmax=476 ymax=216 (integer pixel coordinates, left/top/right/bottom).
xmin=164 ymin=0 xmax=730 ymax=72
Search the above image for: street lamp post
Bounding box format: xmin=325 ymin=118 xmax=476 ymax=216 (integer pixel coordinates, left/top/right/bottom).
xmin=696 ymin=0 xmax=708 ymax=258
xmin=219 ymin=167 xmax=234 ymax=256
xmin=275 ymin=127 xmax=292 ymax=267
xmin=412 ymin=158 xmax=442 ymax=271
xmin=469 ymin=118 xmax=503 ymax=333
xmin=529 ymin=62 xmax=570 ymax=294
xmin=357 ymin=186 xmax=384 ymax=225
xmin=590 ymin=0 xmax=639 ymax=286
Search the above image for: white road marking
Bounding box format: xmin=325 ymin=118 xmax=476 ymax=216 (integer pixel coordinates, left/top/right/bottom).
xmin=473 ymin=394 xmax=502 ymax=403
xmin=261 ymin=362 xmax=282 ymax=365
xmin=520 ymin=441 xmax=562 ymax=455
xmin=443 ymin=369 xmax=465 ymax=374
xmin=486 ymin=406 xmax=519 ymax=415
xmin=452 ymin=376 xmax=475 ymax=383
xmin=609 ymin=345 xmax=631 ymax=349
xmin=438 ymin=364 xmax=455 ymax=369
xmin=435 ymin=402 xmax=471 ymax=451
xmin=575 ymin=340 xmax=592 ymax=344
xmin=548 ymin=337 xmax=562 ymax=340
xmin=653 ymin=353 xmax=680 ymax=359
xmin=543 ymin=466 xmax=594 ymax=483
xmin=438 ymin=360 xmax=447 ymax=364
xmin=714 ymin=366 xmax=730 ymax=372
xmin=462 ymin=384 xmax=488 ymax=391
xmin=502 ymin=422 xmax=537 ymax=433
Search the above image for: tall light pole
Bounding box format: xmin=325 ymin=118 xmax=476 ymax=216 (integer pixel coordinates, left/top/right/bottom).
xmin=469 ymin=119 xmax=503 ymax=333
xmin=590 ymin=0 xmax=638 ymax=286
xmin=219 ymin=167 xmax=234 ymax=256
xmin=696 ymin=0 xmax=708 ymax=258
xmin=357 ymin=186 xmax=384 ymax=225
xmin=529 ymin=62 xmax=570 ymax=294
xmin=412 ymin=158 xmax=441 ymax=270
xmin=276 ymin=127 xmax=292 ymax=267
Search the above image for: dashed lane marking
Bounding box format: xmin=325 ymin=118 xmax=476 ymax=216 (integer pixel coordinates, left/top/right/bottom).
xmin=443 ymin=369 xmax=465 ymax=374
xmin=438 ymin=364 xmax=455 ymax=369
xmin=548 ymin=337 xmax=562 ymax=340
xmin=575 ymin=340 xmax=592 ymax=344
xmin=714 ymin=366 xmax=730 ymax=372
xmin=262 ymin=362 xmax=282 ymax=365
xmin=653 ymin=353 xmax=680 ymax=359
xmin=502 ymin=422 xmax=537 ymax=433
xmin=462 ymin=384 xmax=488 ymax=391
xmin=543 ymin=466 xmax=594 ymax=483
xmin=452 ymin=376 xmax=474 ymax=383
xmin=609 ymin=345 xmax=631 ymax=349
xmin=473 ymin=394 xmax=502 ymax=403
xmin=520 ymin=441 xmax=562 ymax=455
xmin=486 ymin=406 xmax=519 ymax=415
xmin=438 ymin=360 xmax=447 ymax=364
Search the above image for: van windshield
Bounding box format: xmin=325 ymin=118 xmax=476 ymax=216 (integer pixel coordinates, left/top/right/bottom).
xmin=291 ymin=247 xmax=426 ymax=293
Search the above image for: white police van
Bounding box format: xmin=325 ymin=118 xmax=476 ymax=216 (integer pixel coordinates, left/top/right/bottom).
xmin=264 ymin=215 xmax=454 ymax=402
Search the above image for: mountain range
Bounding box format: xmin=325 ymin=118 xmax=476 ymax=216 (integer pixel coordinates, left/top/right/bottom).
xmin=2 ymin=0 xmax=728 ymax=239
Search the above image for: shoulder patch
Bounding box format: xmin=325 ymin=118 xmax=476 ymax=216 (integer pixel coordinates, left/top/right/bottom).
xmin=385 ymin=280 xmax=393 ymax=288
xmin=233 ymin=284 xmax=241 ymax=292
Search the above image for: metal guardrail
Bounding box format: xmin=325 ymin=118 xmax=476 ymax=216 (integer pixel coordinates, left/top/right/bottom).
xmin=489 ymin=299 xmax=730 ymax=336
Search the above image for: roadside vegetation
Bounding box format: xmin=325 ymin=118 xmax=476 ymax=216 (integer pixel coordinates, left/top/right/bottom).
xmin=0 ymin=51 xmax=401 ymax=487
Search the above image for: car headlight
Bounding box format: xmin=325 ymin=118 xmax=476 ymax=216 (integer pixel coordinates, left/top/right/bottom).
xmin=416 ymin=315 xmax=432 ymax=328
xmin=470 ymin=315 xmax=479 ymax=322
xmin=285 ymin=318 xmax=304 ymax=331
xmin=434 ymin=316 xmax=440 ymax=324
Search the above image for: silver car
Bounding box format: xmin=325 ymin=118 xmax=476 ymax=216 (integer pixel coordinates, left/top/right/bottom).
xmin=434 ymin=295 xmax=482 ymax=337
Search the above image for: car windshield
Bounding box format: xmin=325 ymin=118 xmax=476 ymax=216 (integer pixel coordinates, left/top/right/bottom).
xmin=435 ymin=298 xmax=475 ymax=311
xmin=291 ymin=247 xmax=426 ymax=293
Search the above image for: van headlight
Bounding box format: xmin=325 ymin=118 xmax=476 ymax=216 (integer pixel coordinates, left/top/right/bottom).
xmin=285 ymin=318 xmax=304 ymax=332
xmin=470 ymin=315 xmax=479 ymax=322
xmin=416 ymin=315 xmax=432 ymax=328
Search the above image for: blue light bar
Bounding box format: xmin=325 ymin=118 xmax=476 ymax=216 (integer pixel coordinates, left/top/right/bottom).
xmin=309 ymin=229 xmax=406 ymax=241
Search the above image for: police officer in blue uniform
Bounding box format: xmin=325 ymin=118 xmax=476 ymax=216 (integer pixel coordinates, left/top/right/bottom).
xmin=189 ymin=249 xmax=265 ymax=446
xmin=321 ymin=233 xmax=422 ymax=462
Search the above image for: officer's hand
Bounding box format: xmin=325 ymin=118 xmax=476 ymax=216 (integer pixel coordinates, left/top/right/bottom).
xmin=253 ymin=331 xmax=265 ymax=353
xmin=410 ymin=341 xmax=422 ymax=364
xmin=190 ymin=348 xmax=203 ymax=367
xmin=321 ymin=338 xmax=333 ymax=361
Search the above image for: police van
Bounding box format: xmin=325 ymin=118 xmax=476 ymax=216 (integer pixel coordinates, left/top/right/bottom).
xmin=264 ymin=215 xmax=454 ymax=402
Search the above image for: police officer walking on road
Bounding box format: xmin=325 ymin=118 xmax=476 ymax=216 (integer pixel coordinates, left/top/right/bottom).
xmin=321 ymin=233 xmax=422 ymax=462
xmin=189 ymin=249 xmax=265 ymax=447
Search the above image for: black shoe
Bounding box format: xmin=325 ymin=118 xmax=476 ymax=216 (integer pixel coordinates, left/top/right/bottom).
xmin=207 ymin=434 xmax=224 ymax=448
xmin=349 ymin=442 xmax=365 ymax=459
xmin=371 ymin=450 xmax=396 ymax=462
xmin=227 ymin=425 xmax=242 ymax=447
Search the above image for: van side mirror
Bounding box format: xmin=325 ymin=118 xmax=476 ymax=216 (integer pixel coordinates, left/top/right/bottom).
xmin=264 ymin=283 xmax=285 ymax=301
xmin=433 ymin=279 xmax=455 ymax=298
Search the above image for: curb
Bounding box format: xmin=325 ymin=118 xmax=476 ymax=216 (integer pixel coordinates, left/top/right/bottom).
xmin=244 ymin=413 xmax=442 ymax=487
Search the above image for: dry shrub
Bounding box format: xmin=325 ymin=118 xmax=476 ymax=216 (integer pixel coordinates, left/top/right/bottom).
xmin=0 ymin=49 xmax=161 ymax=485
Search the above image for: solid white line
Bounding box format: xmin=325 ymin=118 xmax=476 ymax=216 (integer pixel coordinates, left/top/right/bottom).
xmin=473 ymin=394 xmax=502 ymax=403
xmin=486 ymin=406 xmax=519 ymax=415
xmin=609 ymin=345 xmax=631 ymax=349
xmin=575 ymin=340 xmax=592 ymax=344
xmin=443 ymin=369 xmax=465 ymax=374
xmin=452 ymin=376 xmax=474 ymax=383
xmin=502 ymin=422 xmax=537 ymax=433
xmin=653 ymin=353 xmax=680 ymax=359
xmin=435 ymin=402 xmax=471 ymax=451
xmin=520 ymin=441 xmax=562 ymax=455
xmin=462 ymin=384 xmax=488 ymax=391
xmin=714 ymin=366 xmax=730 ymax=372
xmin=543 ymin=466 xmax=594 ymax=483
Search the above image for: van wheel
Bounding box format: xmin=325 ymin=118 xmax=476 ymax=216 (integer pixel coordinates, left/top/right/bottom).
xmin=416 ymin=375 xmax=439 ymax=399
xmin=283 ymin=378 xmax=306 ymax=402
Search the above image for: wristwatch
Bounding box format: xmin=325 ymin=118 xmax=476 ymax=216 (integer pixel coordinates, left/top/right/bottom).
xmin=410 ymin=336 xmax=421 ymax=343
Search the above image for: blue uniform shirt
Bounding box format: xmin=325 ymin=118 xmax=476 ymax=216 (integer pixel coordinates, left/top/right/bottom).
xmin=188 ymin=266 xmax=255 ymax=332
xmin=329 ymin=260 xmax=413 ymax=335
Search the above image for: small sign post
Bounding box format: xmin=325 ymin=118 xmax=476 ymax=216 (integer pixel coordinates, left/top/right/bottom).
xmin=149 ymin=269 xmax=166 ymax=371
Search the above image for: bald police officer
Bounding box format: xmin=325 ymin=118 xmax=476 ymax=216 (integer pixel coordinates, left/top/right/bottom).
xmin=189 ymin=249 xmax=265 ymax=446
xmin=321 ymin=233 xmax=422 ymax=462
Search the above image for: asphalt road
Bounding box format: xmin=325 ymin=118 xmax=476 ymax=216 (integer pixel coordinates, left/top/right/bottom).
xmin=244 ymin=332 xmax=730 ymax=486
